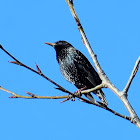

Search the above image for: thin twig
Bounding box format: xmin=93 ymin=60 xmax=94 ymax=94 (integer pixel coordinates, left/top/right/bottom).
xmin=0 ymin=85 xmax=131 ymax=121
xmin=123 ymin=56 xmax=140 ymax=94
xmin=81 ymin=84 xmax=104 ymax=94
xmin=0 ymin=44 xmax=70 ymax=95
xmin=0 ymin=86 xmax=68 ymax=99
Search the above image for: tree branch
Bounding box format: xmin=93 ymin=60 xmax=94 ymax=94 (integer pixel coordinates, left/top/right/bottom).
xmin=0 ymin=86 xmax=68 ymax=99
xmin=0 ymin=44 xmax=70 ymax=95
xmin=0 ymin=44 xmax=101 ymax=105
xmin=0 ymin=43 xmax=133 ymax=122
xmin=0 ymin=85 xmax=131 ymax=121
xmin=123 ymin=56 xmax=140 ymax=94
xmin=65 ymin=0 xmax=140 ymax=128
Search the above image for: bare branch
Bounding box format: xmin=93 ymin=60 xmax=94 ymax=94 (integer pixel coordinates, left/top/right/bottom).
xmin=123 ymin=56 xmax=140 ymax=94
xmin=0 ymin=43 xmax=134 ymax=122
xmin=35 ymin=63 xmax=43 ymax=75
xmin=0 ymin=44 xmax=101 ymax=105
xmin=0 ymin=43 xmax=71 ymax=95
xmin=65 ymin=0 xmax=140 ymax=128
xmin=0 ymin=86 xmax=68 ymax=99
xmin=81 ymin=84 xmax=104 ymax=94
xmin=0 ymin=85 xmax=131 ymax=121
xmin=0 ymin=43 xmax=133 ymax=121
xmin=0 ymin=45 xmax=131 ymax=121
xmin=65 ymin=1 xmax=119 ymax=93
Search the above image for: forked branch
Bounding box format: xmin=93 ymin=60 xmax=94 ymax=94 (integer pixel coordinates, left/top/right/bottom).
xmin=65 ymin=0 xmax=140 ymax=128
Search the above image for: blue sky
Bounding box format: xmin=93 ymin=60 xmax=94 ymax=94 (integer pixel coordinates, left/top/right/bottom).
xmin=0 ymin=0 xmax=140 ymax=139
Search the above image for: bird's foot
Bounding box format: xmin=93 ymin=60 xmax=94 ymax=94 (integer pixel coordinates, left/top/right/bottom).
xmin=60 ymin=86 xmax=87 ymax=103
xmin=74 ymin=89 xmax=82 ymax=97
xmin=74 ymin=86 xmax=87 ymax=97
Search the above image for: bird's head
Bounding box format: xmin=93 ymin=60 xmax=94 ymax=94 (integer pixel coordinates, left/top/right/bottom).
xmin=45 ymin=41 xmax=73 ymax=52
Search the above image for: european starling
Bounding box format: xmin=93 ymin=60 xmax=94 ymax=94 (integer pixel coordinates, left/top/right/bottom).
xmin=45 ymin=41 xmax=108 ymax=105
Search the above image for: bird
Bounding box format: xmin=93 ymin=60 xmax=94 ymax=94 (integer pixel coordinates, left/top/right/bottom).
xmin=45 ymin=41 xmax=108 ymax=106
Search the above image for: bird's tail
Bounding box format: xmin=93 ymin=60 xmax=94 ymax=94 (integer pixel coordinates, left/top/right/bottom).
xmin=93 ymin=89 xmax=108 ymax=106
xmin=84 ymin=93 xmax=96 ymax=104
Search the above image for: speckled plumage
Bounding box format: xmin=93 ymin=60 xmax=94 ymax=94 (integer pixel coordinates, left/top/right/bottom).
xmin=46 ymin=41 xmax=108 ymax=105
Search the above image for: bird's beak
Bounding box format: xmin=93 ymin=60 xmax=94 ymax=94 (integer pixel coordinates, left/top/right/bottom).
xmin=44 ymin=42 xmax=55 ymax=47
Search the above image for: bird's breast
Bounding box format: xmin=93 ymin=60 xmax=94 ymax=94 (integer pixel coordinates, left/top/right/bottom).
xmin=57 ymin=56 xmax=78 ymax=85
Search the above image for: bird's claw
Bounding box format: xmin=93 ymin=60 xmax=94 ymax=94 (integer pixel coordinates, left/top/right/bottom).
xmin=74 ymin=86 xmax=87 ymax=97
xmin=74 ymin=89 xmax=82 ymax=97
xmin=60 ymin=86 xmax=87 ymax=103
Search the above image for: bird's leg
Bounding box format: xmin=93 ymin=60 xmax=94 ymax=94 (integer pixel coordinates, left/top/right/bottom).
xmin=76 ymin=87 xmax=97 ymax=104
xmin=60 ymin=86 xmax=87 ymax=103
xmin=74 ymin=86 xmax=87 ymax=97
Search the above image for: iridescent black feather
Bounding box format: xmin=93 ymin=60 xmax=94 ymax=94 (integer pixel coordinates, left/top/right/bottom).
xmin=47 ymin=41 xmax=108 ymax=105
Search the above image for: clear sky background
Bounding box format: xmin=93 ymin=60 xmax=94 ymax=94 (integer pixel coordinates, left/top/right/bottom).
xmin=0 ymin=0 xmax=140 ymax=139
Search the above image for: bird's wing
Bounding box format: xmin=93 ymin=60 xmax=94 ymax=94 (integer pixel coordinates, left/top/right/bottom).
xmin=73 ymin=50 xmax=107 ymax=105
xmin=76 ymin=62 xmax=98 ymax=86
xmin=74 ymin=50 xmax=101 ymax=87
